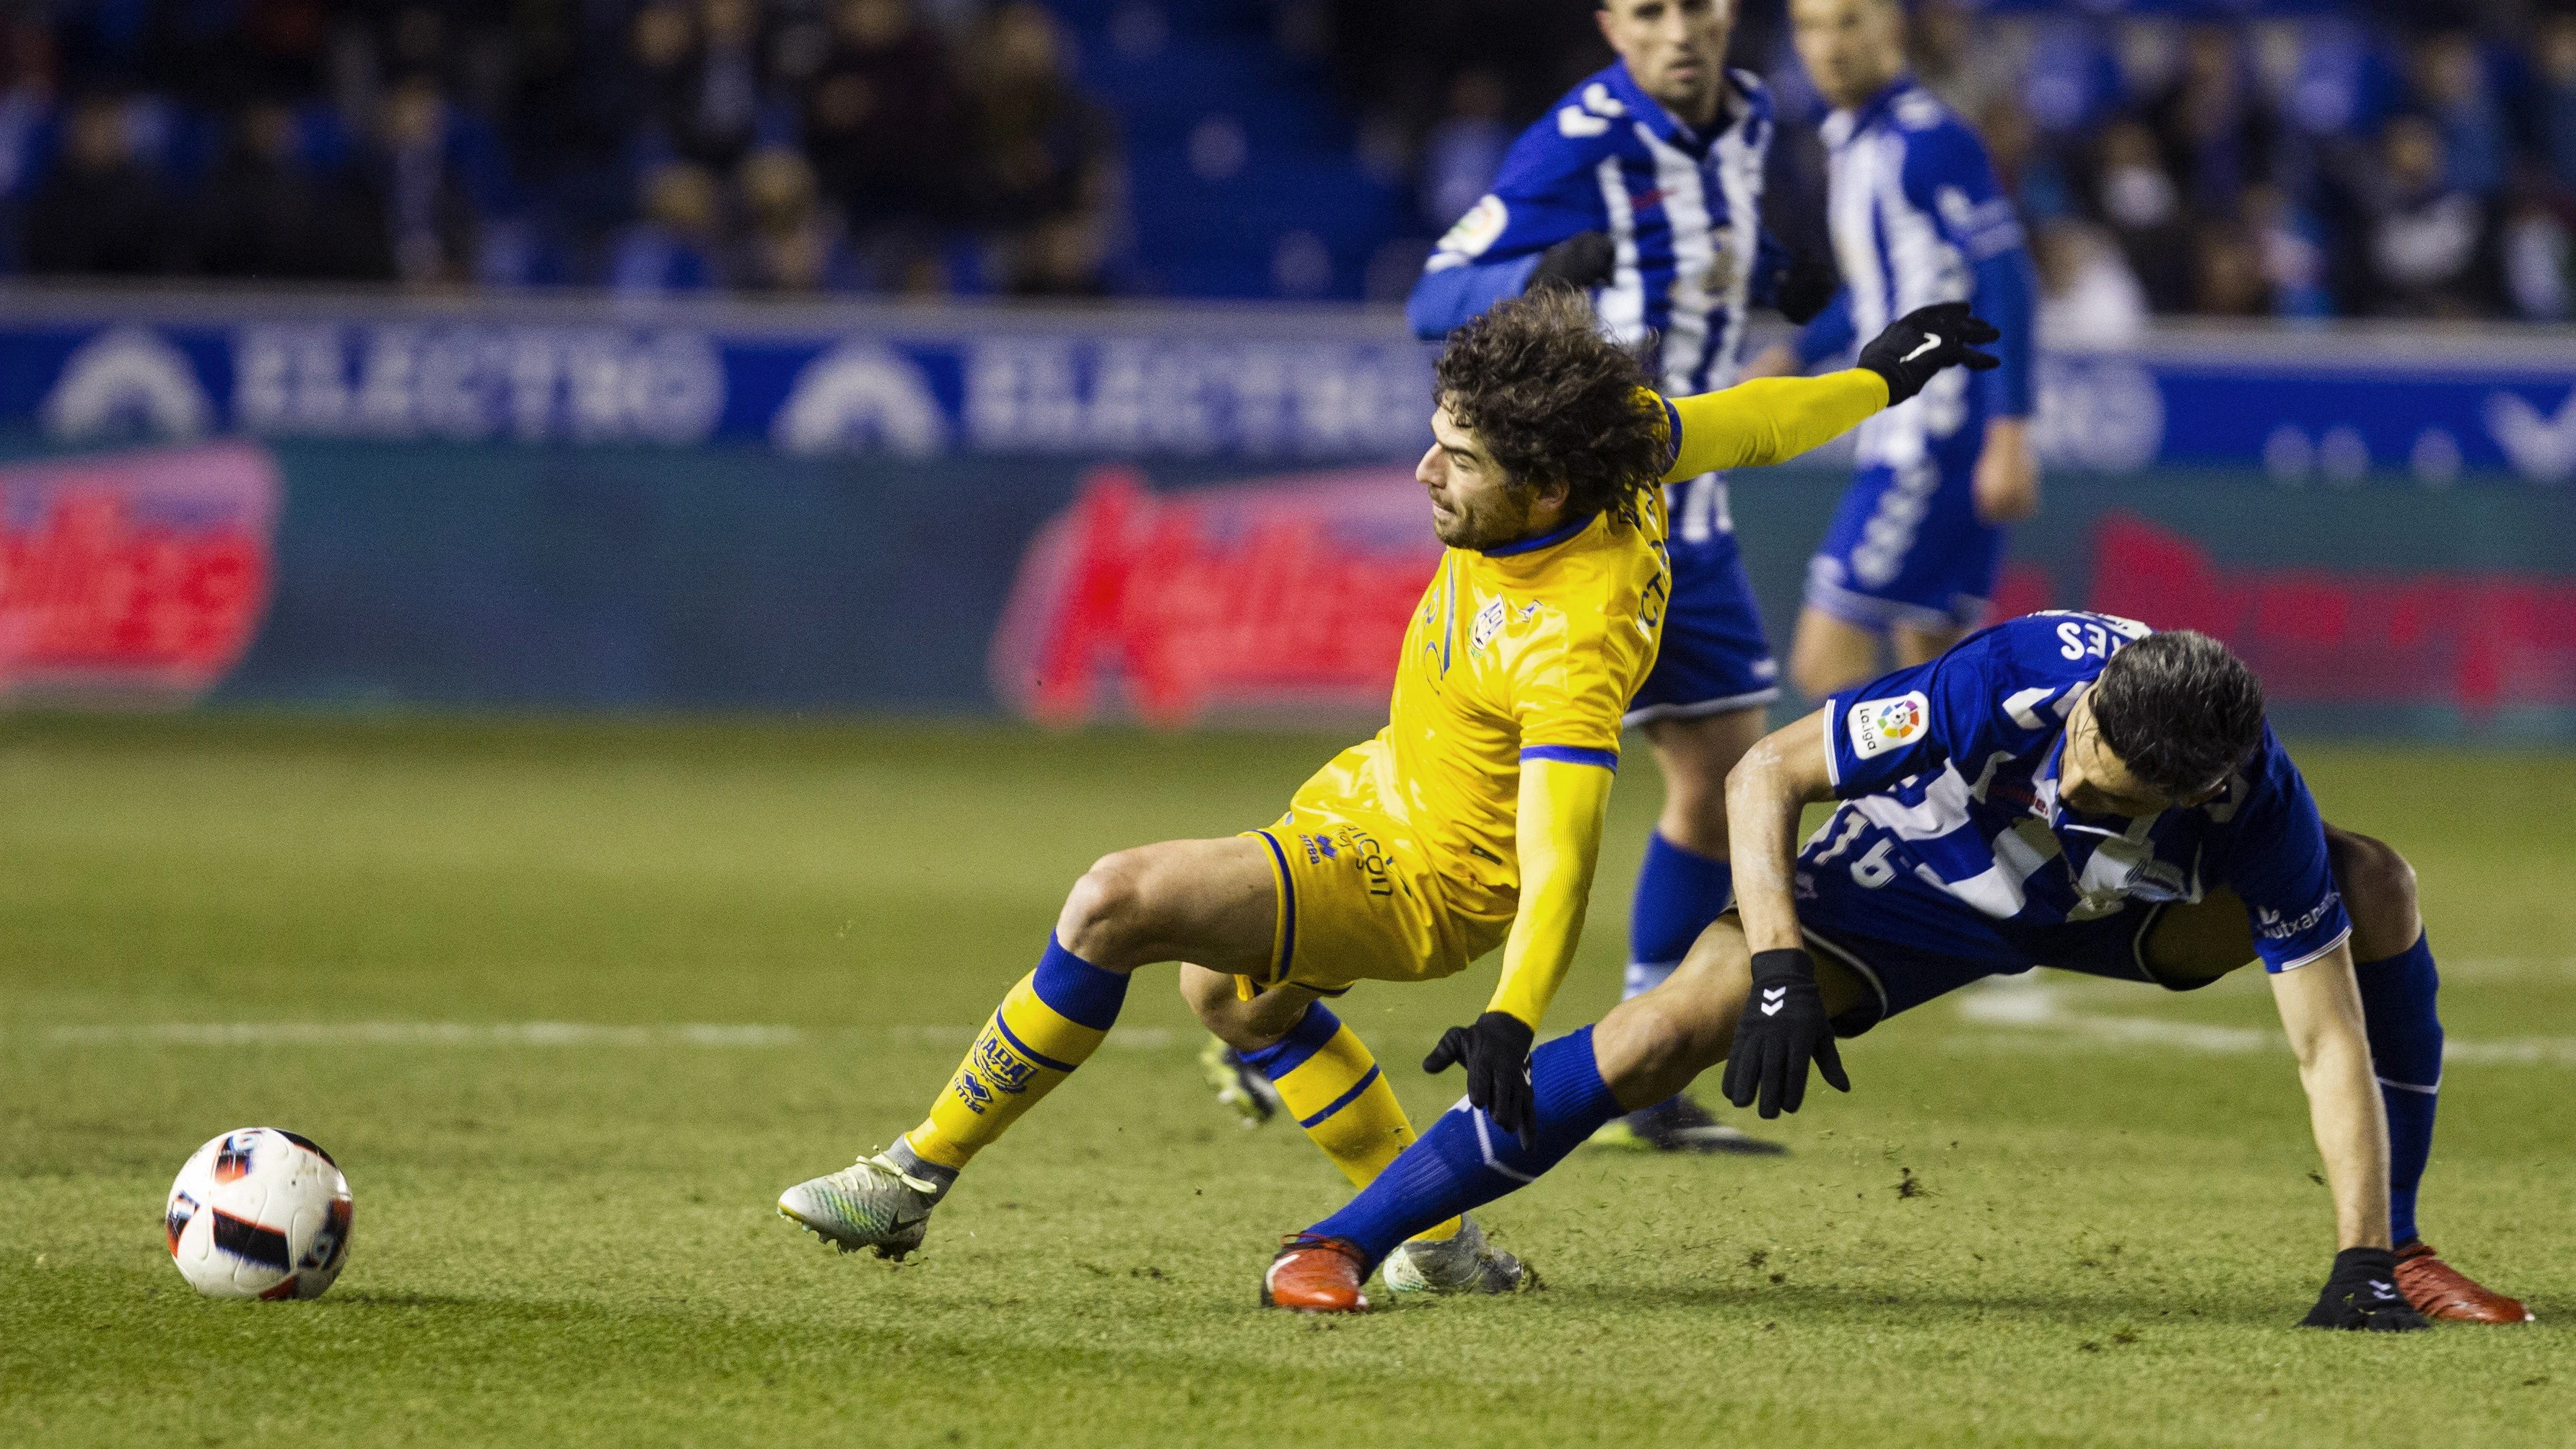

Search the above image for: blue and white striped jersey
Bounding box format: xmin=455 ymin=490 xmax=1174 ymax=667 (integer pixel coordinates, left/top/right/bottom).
xmin=1809 ymin=613 xmax=2351 ymax=973
xmin=1407 ymin=61 xmax=1783 ymax=397
xmin=1796 ymin=78 xmax=2036 ymax=469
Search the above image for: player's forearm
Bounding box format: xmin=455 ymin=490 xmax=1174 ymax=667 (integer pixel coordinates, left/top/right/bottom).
xmin=1970 ymin=249 xmax=2037 ymax=418
xmin=1486 ymin=758 xmax=1614 ymax=1027
xmin=1660 ymin=371 xmax=1889 ymax=480
xmin=1725 ymin=717 xmax=1833 ymax=955
xmin=2271 ymin=951 xmax=2393 ymax=1251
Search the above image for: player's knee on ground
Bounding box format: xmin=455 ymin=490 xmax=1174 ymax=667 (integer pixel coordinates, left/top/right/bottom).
xmin=2327 ymin=828 xmax=2421 ymax=959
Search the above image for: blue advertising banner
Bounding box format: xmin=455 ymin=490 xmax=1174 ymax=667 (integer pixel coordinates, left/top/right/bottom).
xmin=1 ymin=291 xmax=2571 ymax=480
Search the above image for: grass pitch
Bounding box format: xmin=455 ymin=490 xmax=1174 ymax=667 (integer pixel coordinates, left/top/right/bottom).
xmin=1 ymin=714 xmax=2570 ymax=1447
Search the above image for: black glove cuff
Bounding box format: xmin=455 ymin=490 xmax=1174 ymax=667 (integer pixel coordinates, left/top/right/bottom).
xmin=1748 ymin=947 xmax=1817 ymax=985
xmin=1856 ymin=356 xmax=1911 ymax=406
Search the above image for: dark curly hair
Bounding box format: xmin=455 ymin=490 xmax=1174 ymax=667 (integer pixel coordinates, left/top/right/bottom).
xmin=2089 ymin=630 xmax=2266 ymax=796
xmin=1433 ymin=287 xmax=1667 ymax=528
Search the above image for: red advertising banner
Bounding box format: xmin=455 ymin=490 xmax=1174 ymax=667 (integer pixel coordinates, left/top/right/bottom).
xmin=991 ymin=464 xmax=1438 ymax=726
xmin=996 ymin=468 xmax=2576 ymax=729
xmin=0 ymin=441 xmax=281 ymax=704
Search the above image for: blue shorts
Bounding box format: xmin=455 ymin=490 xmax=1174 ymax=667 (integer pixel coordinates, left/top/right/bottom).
xmin=1789 ymin=804 xmax=2215 ymax=1037
xmin=1804 ymin=454 xmax=2001 ymax=636
xmin=1626 ymin=475 xmax=1779 ymax=727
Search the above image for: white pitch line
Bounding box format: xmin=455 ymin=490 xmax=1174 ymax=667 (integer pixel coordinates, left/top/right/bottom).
xmin=35 ymin=1021 xmax=1184 ymax=1050
xmin=1948 ymin=977 xmax=2576 ymax=1067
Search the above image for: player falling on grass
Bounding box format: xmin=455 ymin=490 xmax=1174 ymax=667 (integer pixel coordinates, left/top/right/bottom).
xmin=1347 ymin=0 xmax=1843 ymax=1159
xmin=1263 ymin=616 xmax=2531 ymax=1323
xmin=776 ymin=288 xmax=1997 ymax=1290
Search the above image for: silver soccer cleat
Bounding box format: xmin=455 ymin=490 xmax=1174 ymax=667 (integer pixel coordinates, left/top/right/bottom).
xmin=777 ymin=1152 xmax=942 ymax=1259
xmin=1379 ymin=1215 xmax=1537 ymax=1296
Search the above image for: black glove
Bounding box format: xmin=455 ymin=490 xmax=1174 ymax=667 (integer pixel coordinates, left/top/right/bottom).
xmin=1424 ymin=1011 xmax=1537 ymax=1139
xmin=1769 ymin=253 xmax=1839 ymax=325
xmin=1855 ymin=300 xmax=2000 ymax=406
xmin=2300 ymin=1247 xmax=2430 ymax=1331
xmin=1721 ymin=948 xmax=1851 ymax=1119
xmin=1526 ymin=231 xmax=1615 ymax=293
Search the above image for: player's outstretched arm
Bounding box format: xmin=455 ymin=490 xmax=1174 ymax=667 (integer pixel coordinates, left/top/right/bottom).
xmin=2272 ymin=945 xmax=2430 ymax=1331
xmin=1424 ymin=756 xmax=1615 ymax=1139
xmin=1660 ymin=302 xmax=2000 ymax=479
xmin=1715 ymin=711 xmax=1849 ymax=1118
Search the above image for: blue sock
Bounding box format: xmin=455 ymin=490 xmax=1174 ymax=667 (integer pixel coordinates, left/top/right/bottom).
xmin=1625 ymin=833 xmax=1734 ymax=999
xmin=2354 ymin=931 xmax=2441 ymax=1245
xmin=1306 ymin=1027 xmax=1620 ymax=1268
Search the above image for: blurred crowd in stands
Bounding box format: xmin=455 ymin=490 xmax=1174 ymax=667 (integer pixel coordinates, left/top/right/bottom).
xmin=1353 ymin=0 xmax=2576 ymax=328
xmin=6 ymin=0 xmax=2576 ymax=323
xmin=2 ymin=0 xmax=1116 ymax=294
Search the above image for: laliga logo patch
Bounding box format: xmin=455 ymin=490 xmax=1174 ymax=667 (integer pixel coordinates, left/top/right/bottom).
xmin=1472 ymin=597 xmax=1507 ymax=651
xmin=1848 ymin=691 xmax=1929 ymax=759
xmin=1438 ymin=195 xmax=1509 ymax=259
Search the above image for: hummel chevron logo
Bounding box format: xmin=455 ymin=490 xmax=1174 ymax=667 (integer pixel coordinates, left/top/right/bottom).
xmin=1760 ymin=986 xmax=1788 ymax=1017
xmin=1900 ymin=335 xmax=1941 ymax=364
xmin=2370 ymin=1280 xmax=2398 ymax=1300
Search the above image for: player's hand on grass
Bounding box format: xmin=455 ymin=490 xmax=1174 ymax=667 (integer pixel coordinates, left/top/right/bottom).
xmin=1769 ymin=253 xmax=1839 ymax=325
xmin=2300 ymin=1247 xmax=2431 ymax=1331
xmin=1856 ymin=301 xmax=1999 ymax=405
xmin=1425 ymin=1011 xmax=1537 ymax=1139
xmin=1527 ymin=232 xmax=1616 ymax=293
xmin=1722 ymin=948 xmax=1851 ymax=1119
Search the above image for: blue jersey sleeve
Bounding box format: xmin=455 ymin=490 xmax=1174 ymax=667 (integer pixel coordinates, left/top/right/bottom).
xmin=1898 ymin=117 xmax=2034 ymax=419
xmin=1794 ymin=288 xmax=1856 ymax=367
xmin=1408 ymin=85 xmax=1621 ymax=340
xmin=1822 ymin=612 xmax=2146 ymax=797
xmin=2206 ymin=728 xmax=2353 ymax=973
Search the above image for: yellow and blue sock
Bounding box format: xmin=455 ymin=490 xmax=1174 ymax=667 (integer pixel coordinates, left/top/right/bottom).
xmin=1625 ymin=832 xmax=1732 ymax=999
xmin=1238 ymin=1003 xmax=1460 ymax=1243
xmin=1307 ymin=1027 xmax=1619 ymax=1269
xmin=904 ymin=935 xmax=1129 ymax=1175
xmin=2354 ymin=930 xmax=2442 ymax=1245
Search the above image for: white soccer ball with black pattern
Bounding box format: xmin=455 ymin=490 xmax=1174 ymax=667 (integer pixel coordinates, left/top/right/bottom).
xmin=165 ymin=1128 xmax=353 ymax=1300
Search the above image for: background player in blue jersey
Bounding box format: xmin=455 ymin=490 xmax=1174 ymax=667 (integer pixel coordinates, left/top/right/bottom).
xmin=1400 ymin=0 xmax=1838 ymax=1155
xmin=1746 ymin=0 xmax=2043 ymax=701
xmin=1262 ymin=616 xmax=2530 ymax=1325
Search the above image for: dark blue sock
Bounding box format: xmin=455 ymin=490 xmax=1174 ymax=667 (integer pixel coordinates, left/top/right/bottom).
xmin=1625 ymin=833 xmax=1733 ymax=999
xmin=1031 ymin=934 xmax=1130 ymax=1029
xmin=2354 ymin=931 xmax=2441 ymax=1245
xmin=1236 ymin=1002 xmax=1340 ymax=1080
xmin=1306 ymin=1027 xmax=1620 ymax=1268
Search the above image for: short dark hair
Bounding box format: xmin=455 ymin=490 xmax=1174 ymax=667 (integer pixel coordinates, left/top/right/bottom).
xmin=2088 ymin=630 xmax=2266 ymax=796
xmin=1433 ymin=287 xmax=1666 ymax=529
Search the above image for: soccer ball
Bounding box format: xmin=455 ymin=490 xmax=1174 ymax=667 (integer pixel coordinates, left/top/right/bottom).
xmin=165 ymin=1128 xmax=353 ymax=1300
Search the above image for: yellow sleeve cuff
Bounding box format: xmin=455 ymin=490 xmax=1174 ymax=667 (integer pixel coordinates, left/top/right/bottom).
xmin=1659 ymin=369 xmax=1890 ymax=481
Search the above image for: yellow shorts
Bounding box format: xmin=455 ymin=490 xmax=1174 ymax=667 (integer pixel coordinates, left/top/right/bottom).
xmin=1239 ymin=756 xmax=1513 ymax=997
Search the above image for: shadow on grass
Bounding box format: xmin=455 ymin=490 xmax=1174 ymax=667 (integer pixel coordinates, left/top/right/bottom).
xmin=1522 ymin=1277 xmax=2292 ymax=1328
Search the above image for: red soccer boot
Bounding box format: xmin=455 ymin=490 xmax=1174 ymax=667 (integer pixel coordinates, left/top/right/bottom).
xmin=2394 ymin=1240 xmax=2535 ymax=1323
xmin=1262 ymin=1234 xmax=1369 ymax=1313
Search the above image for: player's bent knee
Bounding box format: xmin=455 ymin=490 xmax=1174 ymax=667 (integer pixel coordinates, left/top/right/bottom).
xmin=1057 ymin=852 xmax=1156 ymax=966
xmin=2328 ymin=829 xmax=2421 ymax=952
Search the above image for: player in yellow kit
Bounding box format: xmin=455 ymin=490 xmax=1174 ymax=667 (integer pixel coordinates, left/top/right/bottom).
xmin=774 ymin=289 xmax=1996 ymax=1290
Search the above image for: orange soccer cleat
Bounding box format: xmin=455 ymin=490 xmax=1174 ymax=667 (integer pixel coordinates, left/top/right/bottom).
xmin=2393 ymin=1240 xmax=2535 ymax=1323
xmin=1262 ymin=1234 xmax=1369 ymax=1313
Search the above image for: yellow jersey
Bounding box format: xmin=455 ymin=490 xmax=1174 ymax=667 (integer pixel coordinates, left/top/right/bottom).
xmin=1296 ymin=369 xmax=1891 ymax=1027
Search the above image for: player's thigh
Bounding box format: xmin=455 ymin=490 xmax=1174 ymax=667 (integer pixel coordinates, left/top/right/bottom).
xmin=2323 ymin=823 xmax=2421 ymax=960
xmin=1593 ymin=914 xmax=1874 ymax=1100
xmin=2140 ymin=888 xmax=2258 ymax=986
xmin=1642 ymin=705 xmax=1770 ymax=850
xmin=1892 ymin=623 xmax=1968 ymax=667
xmin=1177 ymin=963 xmax=1324 ymax=1049
xmin=1058 ymin=835 xmax=1277 ymax=976
xmin=1788 ymin=605 xmax=1885 ymax=699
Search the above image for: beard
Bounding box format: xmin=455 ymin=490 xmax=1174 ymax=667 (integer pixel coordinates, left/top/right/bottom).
xmin=1429 ymin=489 xmax=1538 ymax=550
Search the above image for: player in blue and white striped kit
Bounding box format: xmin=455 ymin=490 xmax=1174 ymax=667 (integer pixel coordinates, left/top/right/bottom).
xmin=1750 ymin=0 xmax=2043 ymax=701
xmin=1402 ymin=0 xmax=1838 ymax=1155
xmin=1264 ymin=616 xmax=2531 ymax=1324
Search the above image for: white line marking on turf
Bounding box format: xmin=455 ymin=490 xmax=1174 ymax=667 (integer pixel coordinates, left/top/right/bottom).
xmin=1947 ymin=977 xmax=2576 ymax=1067
xmin=40 ymin=1021 xmax=1185 ymax=1049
